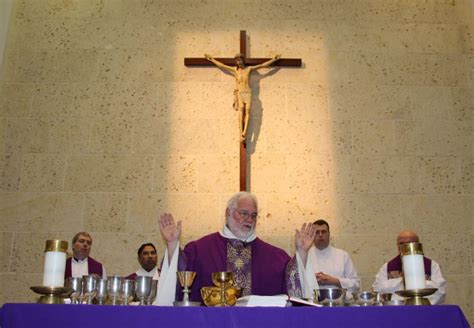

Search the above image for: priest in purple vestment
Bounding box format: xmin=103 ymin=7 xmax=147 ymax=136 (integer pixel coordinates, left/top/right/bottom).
xmin=372 ymin=230 xmax=446 ymax=304
xmin=126 ymin=243 xmax=160 ymax=280
xmin=157 ymin=192 xmax=318 ymax=304
xmin=65 ymin=232 xmax=106 ymax=279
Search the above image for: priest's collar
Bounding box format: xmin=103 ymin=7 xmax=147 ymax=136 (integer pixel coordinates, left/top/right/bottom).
xmin=220 ymin=224 xmax=257 ymax=243
xmin=72 ymin=257 xmax=88 ymax=264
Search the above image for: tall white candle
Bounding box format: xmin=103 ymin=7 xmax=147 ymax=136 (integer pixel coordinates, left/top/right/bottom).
xmin=41 ymin=240 xmax=68 ymax=287
xmin=42 ymin=251 xmax=67 ymax=287
xmin=402 ymin=254 xmax=426 ymax=290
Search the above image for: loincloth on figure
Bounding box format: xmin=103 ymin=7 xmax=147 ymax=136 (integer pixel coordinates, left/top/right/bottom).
xmin=233 ymin=89 xmax=251 ymax=110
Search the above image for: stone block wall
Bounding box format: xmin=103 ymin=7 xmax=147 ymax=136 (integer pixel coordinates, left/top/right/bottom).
xmin=0 ymin=0 xmax=472 ymax=322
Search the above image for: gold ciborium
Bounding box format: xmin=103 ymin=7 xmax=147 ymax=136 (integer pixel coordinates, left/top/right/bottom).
xmin=173 ymin=271 xmax=200 ymax=307
xmin=201 ymin=286 xmax=242 ymax=306
xmin=211 ymin=272 xmax=235 ymax=307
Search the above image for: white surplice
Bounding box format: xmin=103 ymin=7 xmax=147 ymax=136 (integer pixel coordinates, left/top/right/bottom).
xmin=135 ymin=267 xmax=159 ymax=280
xmin=301 ymin=245 xmax=360 ymax=298
xmin=153 ymin=243 xmax=179 ymax=306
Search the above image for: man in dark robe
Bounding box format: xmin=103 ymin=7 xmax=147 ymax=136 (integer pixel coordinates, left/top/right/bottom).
xmin=65 ymin=232 xmax=106 ymax=279
xmin=157 ymin=192 xmax=317 ymax=304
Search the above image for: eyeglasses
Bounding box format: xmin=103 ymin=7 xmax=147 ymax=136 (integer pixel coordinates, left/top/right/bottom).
xmin=235 ymin=210 xmax=259 ymax=220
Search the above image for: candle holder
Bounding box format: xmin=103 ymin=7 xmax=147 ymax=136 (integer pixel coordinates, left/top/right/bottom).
xmin=30 ymin=286 xmax=72 ymax=304
xmin=31 ymin=240 xmax=70 ymax=304
xmin=395 ymin=288 xmax=437 ymax=306
xmin=397 ymin=242 xmax=436 ymax=305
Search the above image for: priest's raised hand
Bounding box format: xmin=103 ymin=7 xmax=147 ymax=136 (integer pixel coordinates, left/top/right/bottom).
xmin=158 ymin=213 xmax=181 ymax=259
xmin=295 ymin=222 xmax=317 ymax=266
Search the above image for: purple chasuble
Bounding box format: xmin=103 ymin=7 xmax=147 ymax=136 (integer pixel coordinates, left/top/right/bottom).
xmin=386 ymin=255 xmax=432 ymax=279
xmin=178 ymin=232 xmax=299 ymax=302
xmin=64 ymin=256 xmax=104 ymax=279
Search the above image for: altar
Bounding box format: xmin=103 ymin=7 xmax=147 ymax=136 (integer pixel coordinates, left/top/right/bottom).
xmin=0 ymin=303 xmax=470 ymax=328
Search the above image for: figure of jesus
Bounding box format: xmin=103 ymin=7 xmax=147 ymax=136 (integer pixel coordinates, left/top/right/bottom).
xmin=205 ymin=53 xmax=281 ymax=141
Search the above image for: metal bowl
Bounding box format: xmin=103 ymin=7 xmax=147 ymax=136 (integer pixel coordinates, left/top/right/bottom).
xmin=383 ymin=299 xmax=406 ymax=306
xmin=355 ymin=291 xmax=377 ymax=306
xmin=314 ymin=288 xmax=346 ymax=306
xmin=200 ymin=286 xmax=241 ymax=306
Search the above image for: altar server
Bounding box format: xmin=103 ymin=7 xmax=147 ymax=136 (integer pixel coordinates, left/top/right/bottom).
xmin=303 ymin=219 xmax=360 ymax=296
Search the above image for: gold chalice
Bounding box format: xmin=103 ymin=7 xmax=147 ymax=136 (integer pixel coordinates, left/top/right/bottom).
xmin=173 ymin=271 xmax=200 ymax=307
xmin=211 ymin=272 xmax=235 ymax=307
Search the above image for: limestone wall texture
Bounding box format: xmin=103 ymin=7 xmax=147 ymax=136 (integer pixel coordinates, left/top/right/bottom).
xmin=0 ymin=0 xmax=472 ymax=321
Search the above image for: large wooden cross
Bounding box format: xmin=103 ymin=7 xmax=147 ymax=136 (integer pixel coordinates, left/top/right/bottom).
xmin=185 ymin=30 xmax=302 ymax=191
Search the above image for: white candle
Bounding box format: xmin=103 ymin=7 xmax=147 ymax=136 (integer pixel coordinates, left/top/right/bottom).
xmin=402 ymin=254 xmax=426 ymax=290
xmin=42 ymin=251 xmax=67 ymax=287
xmin=42 ymin=240 xmax=68 ymax=287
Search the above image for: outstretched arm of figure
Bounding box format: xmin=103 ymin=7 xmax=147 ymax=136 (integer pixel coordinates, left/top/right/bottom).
xmin=204 ymin=53 xmax=235 ymax=72
xmin=295 ymin=222 xmax=316 ymax=266
xmin=251 ymin=54 xmax=281 ymax=70
xmin=158 ymin=213 xmax=182 ymax=260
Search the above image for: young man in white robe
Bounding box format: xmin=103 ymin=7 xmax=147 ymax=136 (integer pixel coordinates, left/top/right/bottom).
xmin=301 ymin=219 xmax=360 ymax=300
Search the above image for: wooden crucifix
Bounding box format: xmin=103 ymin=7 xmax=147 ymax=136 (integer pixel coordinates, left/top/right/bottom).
xmin=185 ymin=30 xmax=302 ymax=191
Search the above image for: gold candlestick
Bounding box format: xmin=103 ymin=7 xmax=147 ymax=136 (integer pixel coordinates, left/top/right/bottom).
xmin=30 ymin=286 xmax=72 ymax=304
xmin=395 ymin=288 xmax=437 ymax=306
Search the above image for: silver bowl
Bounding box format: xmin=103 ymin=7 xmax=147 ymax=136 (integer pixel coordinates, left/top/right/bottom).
xmin=383 ymin=299 xmax=406 ymax=306
xmin=314 ymin=288 xmax=346 ymax=306
xmin=355 ymin=291 xmax=377 ymax=306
